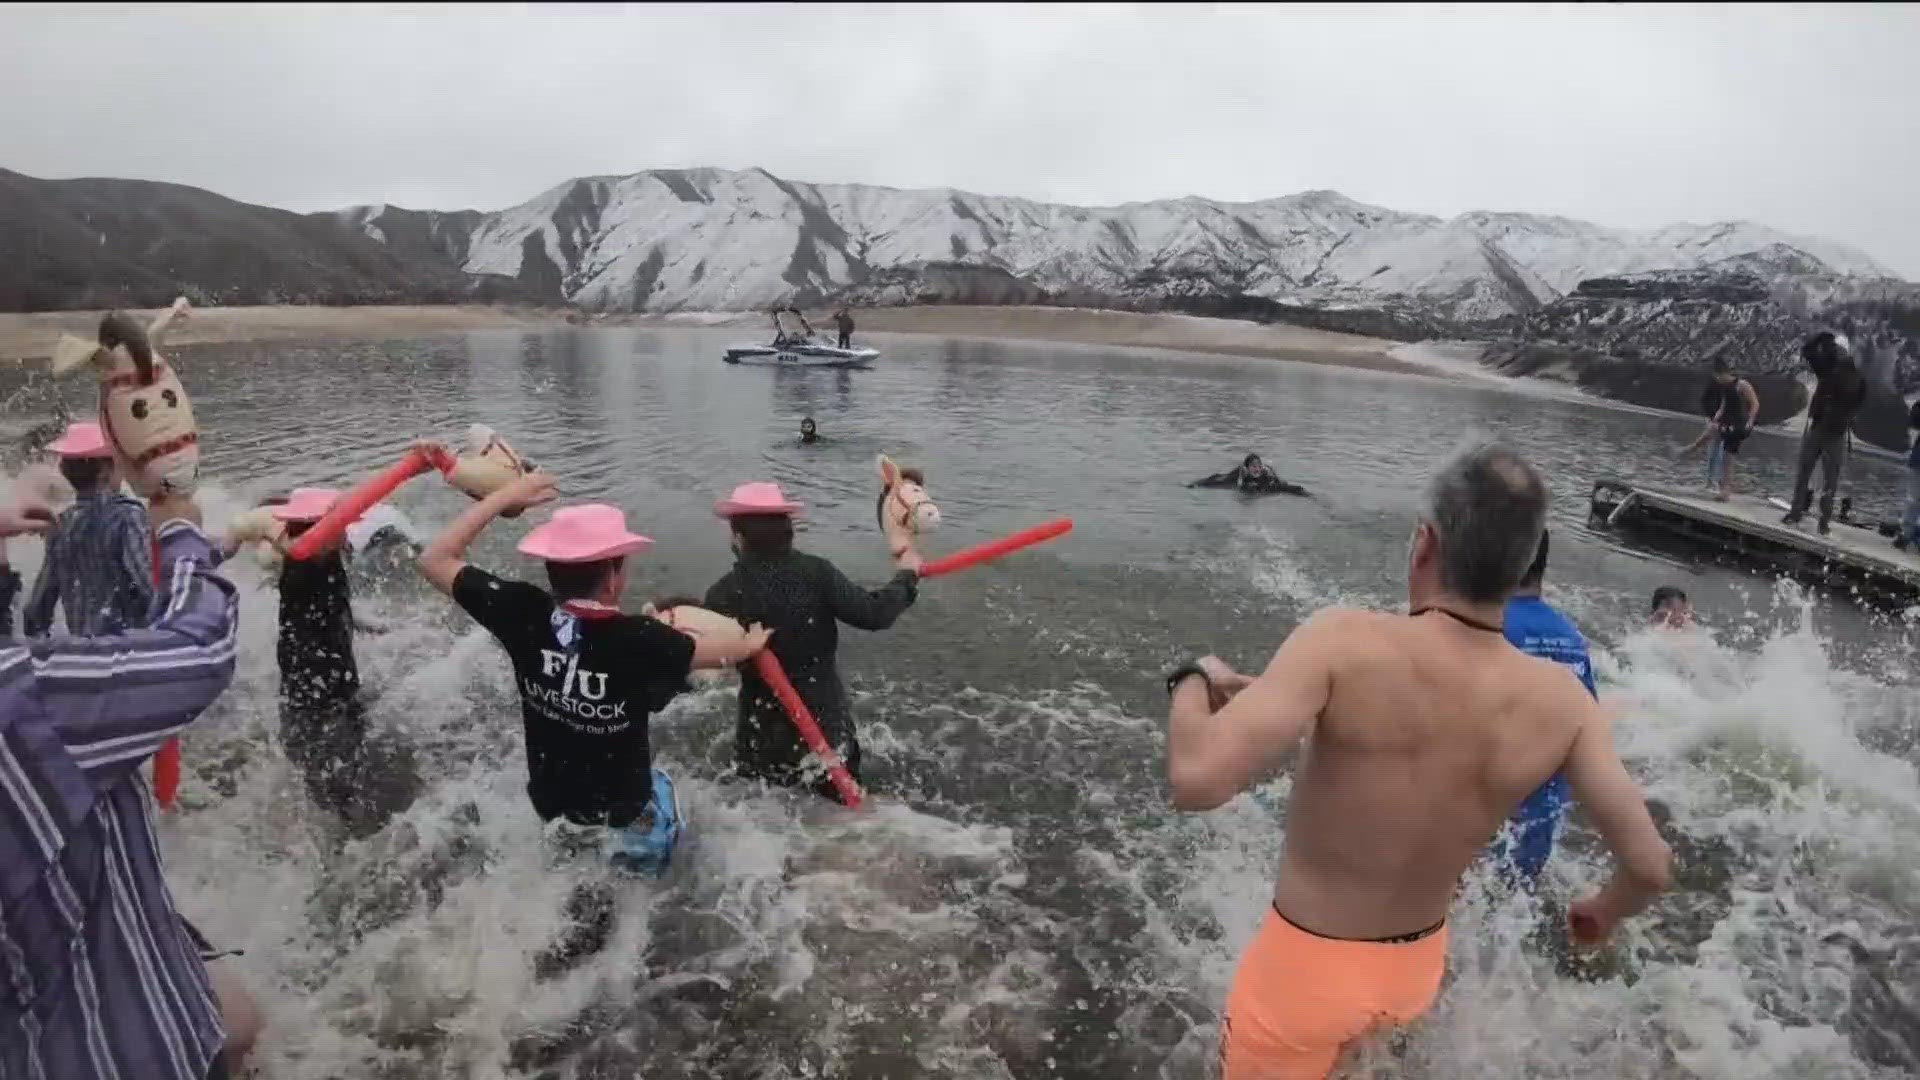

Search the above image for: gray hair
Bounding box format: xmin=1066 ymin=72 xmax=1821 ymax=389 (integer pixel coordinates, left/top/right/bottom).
xmin=1420 ymin=439 xmax=1549 ymax=603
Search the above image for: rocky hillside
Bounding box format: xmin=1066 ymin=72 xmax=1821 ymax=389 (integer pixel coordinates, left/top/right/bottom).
xmin=1477 ymin=262 xmax=1920 ymax=448
xmin=334 ymin=167 xmax=1895 ymax=325
xmin=0 ymin=169 xmax=525 ymax=312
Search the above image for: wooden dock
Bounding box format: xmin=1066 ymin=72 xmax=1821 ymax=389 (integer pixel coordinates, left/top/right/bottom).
xmin=1589 ymin=477 xmax=1920 ymax=607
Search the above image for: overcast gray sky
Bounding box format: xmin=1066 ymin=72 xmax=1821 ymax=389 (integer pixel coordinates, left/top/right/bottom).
xmin=5 ymin=3 xmax=1917 ymax=276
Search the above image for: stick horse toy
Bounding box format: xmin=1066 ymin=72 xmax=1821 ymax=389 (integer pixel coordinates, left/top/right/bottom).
xmin=50 ymin=297 xmax=197 ymax=809
xmin=877 ymin=453 xmax=941 ymax=560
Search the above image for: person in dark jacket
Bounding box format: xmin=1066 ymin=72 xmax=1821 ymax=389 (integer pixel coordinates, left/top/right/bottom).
xmin=262 ymin=488 xmax=416 ymax=837
xmin=1191 ymin=453 xmax=1309 ymax=496
xmin=833 ymin=307 xmax=855 ymax=350
xmin=703 ymin=481 xmax=919 ymax=803
xmin=1782 ymin=331 xmax=1868 ymax=534
xmin=1898 ymin=397 xmax=1920 ymax=551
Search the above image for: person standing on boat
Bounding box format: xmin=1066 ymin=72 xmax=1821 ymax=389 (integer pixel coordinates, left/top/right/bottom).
xmin=834 ymin=307 xmax=856 ymax=350
xmin=1684 ymin=356 xmax=1759 ymax=501
xmin=1782 ymin=331 xmax=1868 ymax=535
xmin=702 ymin=482 xmax=920 ymax=804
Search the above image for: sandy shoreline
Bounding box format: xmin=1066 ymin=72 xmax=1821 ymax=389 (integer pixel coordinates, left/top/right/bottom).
xmin=0 ymin=302 xmax=1427 ymax=376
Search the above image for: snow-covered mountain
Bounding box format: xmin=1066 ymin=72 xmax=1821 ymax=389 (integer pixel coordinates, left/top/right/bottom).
xmin=337 ymin=167 xmax=1900 ymax=321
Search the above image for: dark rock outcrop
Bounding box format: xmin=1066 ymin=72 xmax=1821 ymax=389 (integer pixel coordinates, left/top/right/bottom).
xmin=0 ymin=168 xmax=530 ymax=312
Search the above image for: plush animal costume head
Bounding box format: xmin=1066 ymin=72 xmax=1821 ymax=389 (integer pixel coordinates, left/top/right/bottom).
xmin=50 ymin=298 xmax=198 ymax=498
xmin=876 ymin=453 xmax=941 ymax=558
xmin=444 ymin=423 xmax=536 ymax=517
xmin=642 ymin=601 xmax=749 ymax=684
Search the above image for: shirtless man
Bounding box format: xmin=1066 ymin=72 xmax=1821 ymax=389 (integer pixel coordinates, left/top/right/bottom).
xmin=1166 ymin=441 xmax=1672 ymax=1079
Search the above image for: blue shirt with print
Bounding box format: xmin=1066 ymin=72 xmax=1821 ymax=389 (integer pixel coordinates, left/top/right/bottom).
xmin=1495 ymin=595 xmax=1597 ymax=882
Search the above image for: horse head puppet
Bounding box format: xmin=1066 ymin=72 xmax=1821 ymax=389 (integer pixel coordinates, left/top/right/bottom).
xmin=642 ymin=599 xmax=750 ymax=684
xmin=876 ymin=453 xmax=941 ymax=558
xmin=50 ymin=298 xmax=198 ymax=498
xmin=443 ymin=423 xmax=537 ymax=518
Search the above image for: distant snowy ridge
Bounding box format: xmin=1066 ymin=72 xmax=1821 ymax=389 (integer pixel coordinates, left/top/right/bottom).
xmin=335 ymin=167 xmax=1899 ymax=320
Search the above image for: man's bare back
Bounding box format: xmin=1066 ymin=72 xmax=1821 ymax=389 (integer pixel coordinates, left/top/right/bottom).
xmin=1271 ymin=607 xmax=1593 ymax=938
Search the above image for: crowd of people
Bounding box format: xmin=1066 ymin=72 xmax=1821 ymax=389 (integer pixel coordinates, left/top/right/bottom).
xmin=20 ymin=324 xmax=1906 ymax=1080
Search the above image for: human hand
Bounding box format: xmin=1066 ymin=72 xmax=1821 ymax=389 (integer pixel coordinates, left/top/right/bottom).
xmin=896 ymin=547 xmax=925 ymax=574
xmin=1196 ymin=655 xmax=1252 ymax=710
xmin=1567 ymin=892 xmax=1619 ymax=949
xmin=491 ymin=470 xmax=557 ymax=514
xmin=0 ymin=504 xmax=50 ymax=538
xmin=743 ymin=623 xmax=773 ymax=655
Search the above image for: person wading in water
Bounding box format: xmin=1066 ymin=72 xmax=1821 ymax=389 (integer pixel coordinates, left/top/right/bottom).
xmin=1165 ymin=441 xmax=1670 ymax=1079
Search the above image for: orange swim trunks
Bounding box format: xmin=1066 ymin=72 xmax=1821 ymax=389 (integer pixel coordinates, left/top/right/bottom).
xmin=1220 ymin=905 xmax=1448 ymax=1080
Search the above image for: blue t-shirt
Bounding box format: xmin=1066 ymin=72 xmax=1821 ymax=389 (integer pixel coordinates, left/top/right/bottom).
xmin=1495 ymin=595 xmax=1597 ymax=881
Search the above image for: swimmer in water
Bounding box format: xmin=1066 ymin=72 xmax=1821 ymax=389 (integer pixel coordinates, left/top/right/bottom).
xmin=416 ymin=467 xmax=770 ymax=874
xmin=800 ymin=417 xmax=820 ymax=445
xmin=703 ymin=481 xmax=920 ymax=804
xmin=1165 ymin=441 xmax=1670 ymax=1080
xmin=1491 ymin=529 xmax=1597 ymax=886
xmin=1650 ymin=586 xmax=1693 ymax=629
xmin=1191 ymin=453 xmax=1309 ymax=496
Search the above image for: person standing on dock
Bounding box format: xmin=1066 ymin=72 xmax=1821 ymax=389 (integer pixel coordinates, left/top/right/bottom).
xmin=1782 ymin=331 xmax=1868 ymax=535
xmin=1685 ymin=357 xmax=1759 ymax=501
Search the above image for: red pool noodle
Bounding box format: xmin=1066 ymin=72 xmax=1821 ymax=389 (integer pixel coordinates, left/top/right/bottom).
xmin=752 ymin=651 xmax=864 ymax=809
xmin=285 ymin=446 xmax=447 ymax=562
xmin=917 ymin=518 xmax=1072 ymax=580
xmin=150 ymin=534 xmax=180 ymax=810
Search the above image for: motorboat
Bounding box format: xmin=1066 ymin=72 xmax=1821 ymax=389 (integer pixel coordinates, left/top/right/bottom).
xmin=723 ymin=306 xmax=878 ymax=368
xmin=723 ymin=340 xmax=879 ymax=367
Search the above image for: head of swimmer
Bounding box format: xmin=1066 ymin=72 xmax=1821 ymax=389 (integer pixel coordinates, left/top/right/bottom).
xmin=800 ymin=417 xmax=818 ymax=443
xmin=57 ymin=454 xmax=122 ymax=497
xmin=1711 ymin=356 xmax=1736 ymax=384
xmin=1406 ymin=440 xmax=1549 ymax=616
xmin=729 ymin=513 xmax=795 ymax=559
xmin=1241 ymin=453 xmax=1268 ymax=478
xmin=545 ymin=556 xmax=628 ymax=606
xmin=1650 ymin=586 xmax=1693 ymax=629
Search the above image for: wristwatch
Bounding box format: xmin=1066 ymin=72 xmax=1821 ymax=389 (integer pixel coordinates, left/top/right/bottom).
xmin=1165 ymin=662 xmax=1212 ymax=697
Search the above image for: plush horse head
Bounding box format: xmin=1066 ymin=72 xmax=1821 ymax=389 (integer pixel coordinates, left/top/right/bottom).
xmin=642 ymin=599 xmax=750 ymax=684
xmin=50 ymin=298 xmax=198 ymax=498
xmin=876 ymin=453 xmax=941 ymax=558
xmin=443 ymin=423 xmax=537 ymax=518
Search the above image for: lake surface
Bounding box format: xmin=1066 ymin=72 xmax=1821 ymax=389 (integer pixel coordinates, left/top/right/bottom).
xmin=7 ymin=328 xmax=1916 ymax=1079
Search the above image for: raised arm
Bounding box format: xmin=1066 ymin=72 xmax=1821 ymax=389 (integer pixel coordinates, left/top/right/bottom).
xmin=826 ymin=561 xmax=918 ymax=631
xmin=1562 ymin=696 xmax=1672 ymax=944
xmin=417 ymin=470 xmax=555 ymax=595
xmin=30 ymin=514 xmax=238 ymax=789
xmin=1166 ymin=609 xmax=1341 ymax=810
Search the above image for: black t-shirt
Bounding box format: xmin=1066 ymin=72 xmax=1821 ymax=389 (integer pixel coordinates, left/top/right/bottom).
xmin=278 ymin=554 xmax=359 ymax=712
xmin=452 ymin=566 xmax=696 ymax=827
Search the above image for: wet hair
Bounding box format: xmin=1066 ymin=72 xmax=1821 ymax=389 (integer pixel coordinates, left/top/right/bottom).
xmin=545 ymin=556 xmax=624 ymax=601
xmin=1518 ymin=529 xmax=1550 ymax=591
xmin=97 ymin=311 xmax=156 ymax=382
xmin=1711 ymin=355 xmax=1733 ymax=375
xmin=58 ymin=455 xmax=111 ymax=493
xmin=800 ymin=417 xmax=816 ymax=432
xmin=1650 ymin=586 xmax=1688 ymax=613
xmin=1243 ymin=453 xmax=1262 ymax=469
xmin=731 ymin=513 xmax=795 ymax=558
xmin=1420 ymin=440 xmax=1549 ymax=603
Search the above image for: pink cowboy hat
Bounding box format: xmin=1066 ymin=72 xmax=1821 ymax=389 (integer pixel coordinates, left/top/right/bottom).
xmin=517 ymin=504 xmax=652 ymax=563
xmin=714 ymin=481 xmax=804 ymax=518
xmin=47 ymin=421 xmax=113 ymax=459
xmin=272 ymin=487 xmax=343 ymax=523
